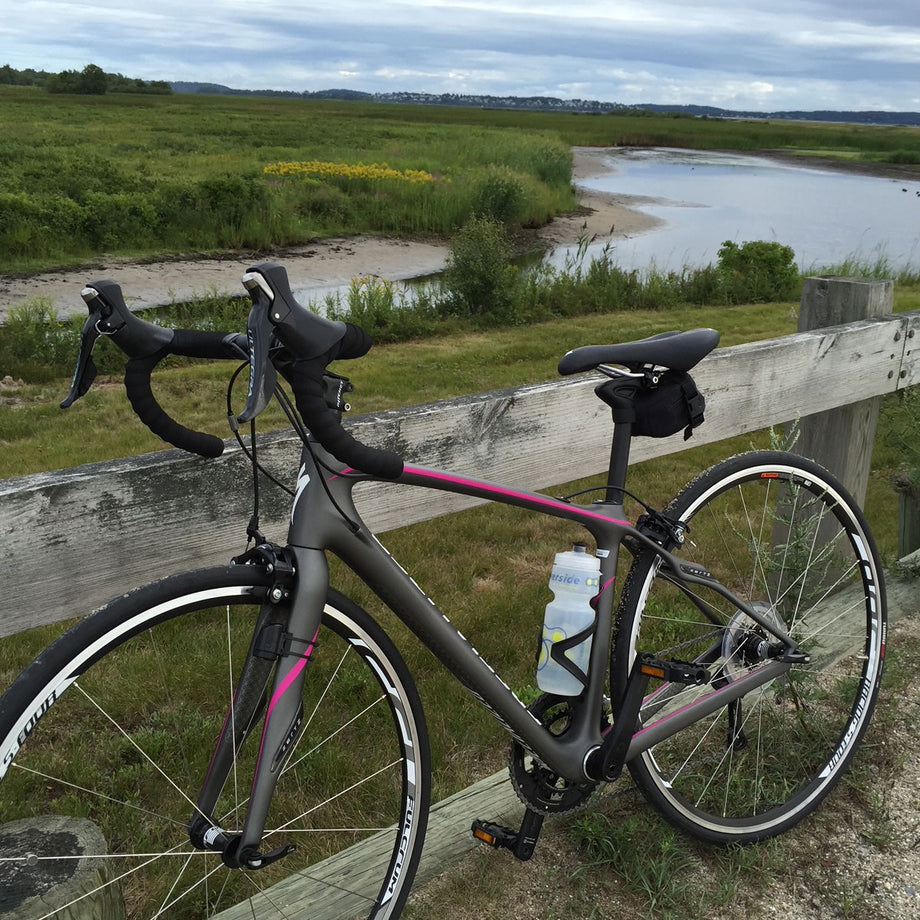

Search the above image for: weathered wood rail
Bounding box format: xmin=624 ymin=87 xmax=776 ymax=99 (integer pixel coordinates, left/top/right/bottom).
xmin=2 ymin=299 xmax=919 ymax=639
xmin=3 ymin=279 xmax=920 ymax=919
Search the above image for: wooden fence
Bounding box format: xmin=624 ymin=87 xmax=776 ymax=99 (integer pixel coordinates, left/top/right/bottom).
xmin=3 ymin=278 xmax=920 ymax=918
xmin=1 ymin=278 xmax=919 ymax=639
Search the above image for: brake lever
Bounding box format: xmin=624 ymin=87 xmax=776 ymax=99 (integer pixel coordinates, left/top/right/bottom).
xmin=237 ymin=274 xmax=278 ymax=423
xmin=60 ymin=305 xmax=102 ymax=408
xmin=61 ymin=280 xmax=174 ymax=409
xmin=237 ymin=263 xmax=345 ymax=423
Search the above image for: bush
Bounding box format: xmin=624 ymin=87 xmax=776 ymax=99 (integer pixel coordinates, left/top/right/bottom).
xmin=887 ymin=149 xmax=920 ymax=165
xmin=716 ymin=240 xmax=799 ymax=303
xmin=469 ymin=166 xmax=529 ymax=225
xmin=0 ymin=299 xmax=86 ymax=381
xmin=325 ymin=278 xmax=441 ymax=342
xmin=440 ymin=217 xmax=521 ymax=324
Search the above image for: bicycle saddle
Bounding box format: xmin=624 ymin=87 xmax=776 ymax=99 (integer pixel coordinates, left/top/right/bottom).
xmin=557 ymin=328 xmax=720 ymax=376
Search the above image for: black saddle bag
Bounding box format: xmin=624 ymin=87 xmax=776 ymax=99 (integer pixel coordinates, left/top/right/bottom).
xmin=632 ymin=370 xmax=706 ymax=440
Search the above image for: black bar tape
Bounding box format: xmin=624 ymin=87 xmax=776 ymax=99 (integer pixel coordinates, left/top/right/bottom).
xmin=170 ymin=329 xmax=236 ymax=360
xmin=289 ymin=329 xmax=403 ymax=479
xmin=124 ymin=350 xmax=225 ymax=458
xmin=336 ymin=323 xmax=373 ymax=361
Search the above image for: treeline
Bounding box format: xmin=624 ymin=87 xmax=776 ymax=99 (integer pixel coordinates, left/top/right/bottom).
xmin=0 ymin=63 xmax=171 ymax=95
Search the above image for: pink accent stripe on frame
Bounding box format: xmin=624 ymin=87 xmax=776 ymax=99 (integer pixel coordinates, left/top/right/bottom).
xmin=402 ymin=465 xmax=630 ymax=527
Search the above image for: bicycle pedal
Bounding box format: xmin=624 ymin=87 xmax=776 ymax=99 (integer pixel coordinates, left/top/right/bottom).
xmin=472 ymin=809 xmax=544 ymax=861
xmin=472 ymin=819 xmax=517 ymax=850
xmin=638 ymin=652 xmax=709 ymax=685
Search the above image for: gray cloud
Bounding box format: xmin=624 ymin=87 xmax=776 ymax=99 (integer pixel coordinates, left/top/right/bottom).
xmin=3 ymin=0 xmax=919 ymax=110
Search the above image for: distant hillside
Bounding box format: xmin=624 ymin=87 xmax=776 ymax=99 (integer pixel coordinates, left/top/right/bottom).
xmin=169 ymin=82 xmax=920 ymax=127
xmin=635 ymin=102 xmax=920 ymax=128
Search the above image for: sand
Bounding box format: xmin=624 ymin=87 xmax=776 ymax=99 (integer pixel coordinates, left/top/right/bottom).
xmin=0 ymin=148 xmax=660 ymax=322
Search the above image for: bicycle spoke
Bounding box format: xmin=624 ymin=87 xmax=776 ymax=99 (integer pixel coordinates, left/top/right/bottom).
xmin=0 ymin=579 xmax=429 ymax=920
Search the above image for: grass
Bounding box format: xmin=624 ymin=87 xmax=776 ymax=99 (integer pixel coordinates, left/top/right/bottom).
xmin=1 ymin=89 xmax=918 ymax=916
xmin=0 ymin=87 xmax=575 ymax=270
xmin=2 ymin=86 xmax=918 ymax=272
xmin=404 ymin=631 xmax=920 ymax=920
xmin=1 ymin=287 xmax=916 ymax=917
xmin=1 ymin=283 xmax=914 ymax=563
xmin=0 ymin=298 xmax=800 ymax=479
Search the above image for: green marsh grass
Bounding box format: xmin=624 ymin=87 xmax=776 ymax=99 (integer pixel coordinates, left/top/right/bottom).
xmin=2 ymin=85 xmax=918 ymax=272
xmin=0 ymin=87 xmax=575 ymax=270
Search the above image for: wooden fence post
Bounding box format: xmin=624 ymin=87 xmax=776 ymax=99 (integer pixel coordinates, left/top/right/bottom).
xmin=795 ymin=276 xmax=894 ymax=507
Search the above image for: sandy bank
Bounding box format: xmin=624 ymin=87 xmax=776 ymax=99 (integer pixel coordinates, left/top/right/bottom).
xmin=0 ymin=148 xmax=660 ymax=322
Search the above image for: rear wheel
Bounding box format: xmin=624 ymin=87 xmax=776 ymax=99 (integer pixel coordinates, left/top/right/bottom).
xmin=0 ymin=566 xmax=430 ymax=919
xmin=616 ymin=451 xmax=886 ymax=843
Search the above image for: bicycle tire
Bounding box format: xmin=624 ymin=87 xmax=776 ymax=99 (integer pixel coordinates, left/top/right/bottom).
xmin=615 ymin=450 xmax=886 ymax=843
xmin=0 ymin=565 xmax=430 ymax=920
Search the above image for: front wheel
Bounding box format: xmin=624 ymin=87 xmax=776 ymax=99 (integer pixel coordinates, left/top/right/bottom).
xmin=0 ymin=566 xmax=430 ymax=920
xmin=615 ymin=451 xmax=886 ymax=843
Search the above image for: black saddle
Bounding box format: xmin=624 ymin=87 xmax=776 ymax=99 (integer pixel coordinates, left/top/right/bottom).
xmin=558 ymin=328 xmax=719 ymax=376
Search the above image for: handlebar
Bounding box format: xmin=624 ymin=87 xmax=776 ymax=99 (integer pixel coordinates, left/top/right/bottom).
xmin=60 ymin=265 xmax=404 ymax=479
xmin=239 ymin=262 xmax=403 ymax=479
xmin=122 ymin=328 xmax=245 ymax=459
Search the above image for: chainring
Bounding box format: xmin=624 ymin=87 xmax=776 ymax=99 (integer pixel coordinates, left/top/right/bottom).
xmin=509 ymin=693 xmax=599 ymax=815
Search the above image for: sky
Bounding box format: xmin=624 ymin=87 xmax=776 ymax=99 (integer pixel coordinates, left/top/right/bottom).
xmin=3 ymin=0 xmax=920 ymax=112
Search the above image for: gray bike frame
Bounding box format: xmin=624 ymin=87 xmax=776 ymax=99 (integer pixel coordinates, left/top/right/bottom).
xmin=219 ymin=438 xmax=796 ymax=856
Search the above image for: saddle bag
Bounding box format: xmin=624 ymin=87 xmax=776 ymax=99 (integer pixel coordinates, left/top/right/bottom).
xmin=632 ymin=370 xmax=706 ymax=440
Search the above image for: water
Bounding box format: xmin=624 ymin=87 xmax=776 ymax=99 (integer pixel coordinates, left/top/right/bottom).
xmin=300 ymin=146 xmax=920 ymax=311
xmin=565 ymin=147 xmax=920 ymax=274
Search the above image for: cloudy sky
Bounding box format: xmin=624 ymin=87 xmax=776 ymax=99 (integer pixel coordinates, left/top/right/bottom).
xmin=4 ymin=0 xmax=920 ymax=112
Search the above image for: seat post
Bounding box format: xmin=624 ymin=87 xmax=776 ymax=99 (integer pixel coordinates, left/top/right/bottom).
xmin=594 ymin=377 xmax=640 ymax=505
xmin=606 ymin=420 xmax=633 ymax=504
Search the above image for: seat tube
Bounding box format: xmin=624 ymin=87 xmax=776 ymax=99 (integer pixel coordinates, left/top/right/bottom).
xmin=238 ymin=545 xmax=328 ymax=853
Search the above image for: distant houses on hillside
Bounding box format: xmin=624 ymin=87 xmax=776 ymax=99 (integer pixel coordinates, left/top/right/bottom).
xmin=169 ymin=83 xmax=920 ymax=127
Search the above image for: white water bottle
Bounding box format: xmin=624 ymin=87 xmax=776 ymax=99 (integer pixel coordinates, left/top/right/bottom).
xmin=537 ymin=542 xmax=601 ymax=696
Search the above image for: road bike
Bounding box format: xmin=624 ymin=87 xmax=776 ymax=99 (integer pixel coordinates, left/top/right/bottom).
xmin=0 ymin=262 xmax=887 ymax=919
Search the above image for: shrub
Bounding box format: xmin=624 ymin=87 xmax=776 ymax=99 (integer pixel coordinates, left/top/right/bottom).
xmin=440 ymin=217 xmax=521 ymax=324
xmin=81 ymin=191 xmax=158 ymax=249
xmin=887 ymin=149 xmax=920 ymax=165
xmin=522 ymin=137 xmax=573 ymax=187
xmin=469 ymin=166 xmax=529 ymax=225
xmin=325 ymin=278 xmax=441 ymax=342
xmin=717 ymin=240 xmax=799 ymax=303
xmin=0 ymin=299 xmax=86 ymax=381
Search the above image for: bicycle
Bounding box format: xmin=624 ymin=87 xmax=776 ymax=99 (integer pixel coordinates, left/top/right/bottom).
xmin=0 ymin=261 xmax=887 ymax=920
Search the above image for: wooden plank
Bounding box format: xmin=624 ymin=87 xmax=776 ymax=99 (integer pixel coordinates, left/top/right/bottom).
xmin=897 ymin=311 xmax=920 ymax=390
xmin=793 ymin=277 xmax=893 ymax=505
xmin=209 ymin=771 xmax=525 ymax=920
xmin=1 ymin=312 xmax=917 ymax=638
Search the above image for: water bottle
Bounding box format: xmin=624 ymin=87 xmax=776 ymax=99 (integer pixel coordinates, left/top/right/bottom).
xmin=537 ymin=542 xmax=601 ymax=696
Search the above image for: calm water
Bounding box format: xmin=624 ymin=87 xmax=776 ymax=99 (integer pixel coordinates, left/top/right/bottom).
xmin=565 ymin=148 xmax=920 ymax=273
